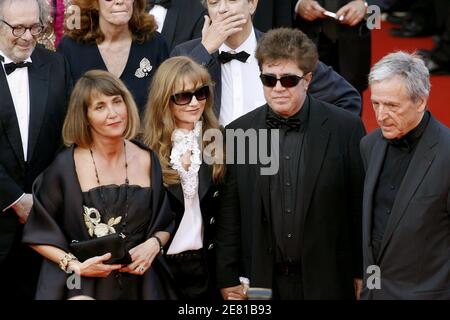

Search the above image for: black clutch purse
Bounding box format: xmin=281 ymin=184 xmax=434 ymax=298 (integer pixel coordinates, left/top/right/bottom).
xmin=70 ymin=233 xmax=132 ymax=265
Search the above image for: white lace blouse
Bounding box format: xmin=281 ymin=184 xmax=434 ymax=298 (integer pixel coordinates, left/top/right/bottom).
xmin=167 ymin=121 xmax=204 ymax=254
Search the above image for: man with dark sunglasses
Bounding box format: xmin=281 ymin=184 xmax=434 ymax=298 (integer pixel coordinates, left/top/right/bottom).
xmin=171 ymin=0 xmax=362 ymax=126
xmin=216 ymin=28 xmax=366 ymax=300
xmin=0 ymin=0 xmax=71 ymax=299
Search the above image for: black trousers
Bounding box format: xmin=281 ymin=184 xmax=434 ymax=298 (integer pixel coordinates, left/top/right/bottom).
xmin=0 ymin=230 xmax=41 ymax=300
xmin=272 ymin=271 xmax=304 ymax=300
xmin=165 ymin=250 xmax=214 ymax=301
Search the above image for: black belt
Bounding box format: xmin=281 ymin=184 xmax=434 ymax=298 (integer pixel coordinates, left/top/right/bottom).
xmin=166 ymin=249 xmax=203 ymax=261
xmin=275 ymin=262 xmax=302 ymax=276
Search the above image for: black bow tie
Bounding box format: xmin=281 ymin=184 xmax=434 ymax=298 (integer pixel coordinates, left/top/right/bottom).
xmin=149 ymin=0 xmax=171 ymax=9
xmin=218 ymin=51 xmax=250 ymax=64
xmin=266 ymin=112 xmax=302 ymax=131
xmin=3 ymin=61 xmax=32 ymax=75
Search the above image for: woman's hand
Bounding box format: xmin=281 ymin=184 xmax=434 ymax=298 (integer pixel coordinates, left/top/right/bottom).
xmin=119 ymin=237 xmax=160 ymax=275
xmin=70 ymin=253 xmax=122 ymax=278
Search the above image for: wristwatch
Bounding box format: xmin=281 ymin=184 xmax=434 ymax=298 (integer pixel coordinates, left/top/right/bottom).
xmin=59 ymin=252 xmax=78 ymax=273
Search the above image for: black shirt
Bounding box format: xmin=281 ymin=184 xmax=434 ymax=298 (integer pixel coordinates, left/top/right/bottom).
xmin=268 ymin=97 xmax=310 ymax=264
xmin=371 ymin=111 xmax=430 ymax=258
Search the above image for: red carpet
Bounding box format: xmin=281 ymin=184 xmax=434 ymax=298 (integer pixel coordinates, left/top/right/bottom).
xmin=362 ymin=21 xmax=450 ymax=132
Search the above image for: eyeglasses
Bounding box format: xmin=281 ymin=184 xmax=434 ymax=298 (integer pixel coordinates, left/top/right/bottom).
xmin=171 ymin=86 xmax=210 ymax=106
xmin=259 ymin=74 xmax=307 ymax=88
xmin=1 ymin=20 xmax=43 ymax=37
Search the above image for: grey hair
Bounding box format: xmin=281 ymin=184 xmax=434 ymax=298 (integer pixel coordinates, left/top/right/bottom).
xmin=369 ymin=51 xmax=431 ymax=102
xmin=0 ymin=0 xmax=51 ymax=27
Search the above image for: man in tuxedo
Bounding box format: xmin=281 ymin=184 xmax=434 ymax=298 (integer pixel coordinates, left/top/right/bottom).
xmin=216 ymin=28 xmax=365 ymax=299
xmin=0 ymin=0 xmax=71 ymax=299
xmin=147 ymin=0 xmax=207 ymax=51
xmin=172 ymin=0 xmax=361 ymax=126
xmin=294 ymin=0 xmax=371 ymax=95
xmin=360 ymin=52 xmax=450 ymax=300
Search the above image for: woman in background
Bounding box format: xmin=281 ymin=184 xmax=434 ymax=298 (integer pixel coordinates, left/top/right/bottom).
xmin=58 ymin=0 xmax=168 ymax=113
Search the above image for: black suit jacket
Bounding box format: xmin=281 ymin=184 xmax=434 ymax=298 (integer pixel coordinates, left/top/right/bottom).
xmin=148 ymin=0 xmax=207 ymax=51
xmin=0 ymin=46 xmax=71 ymax=260
xmin=216 ymin=95 xmax=365 ymax=299
xmin=171 ymin=29 xmax=362 ymax=116
xmin=253 ymin=0 xmax=294 ymax=32
xmin=360 ymin=115 xmax=450 ymax=300
xmin=165 ymin=163 xmax=222 ymax=287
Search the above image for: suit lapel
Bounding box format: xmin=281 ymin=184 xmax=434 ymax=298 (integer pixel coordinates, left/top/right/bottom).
xmin=0 ymin=61 xmax=25 ymax=167
xmin=301 ymin=101 xmax=330 ymax=227
xmin=198 ymin=162 xmax=212 ymax=202
xmin=27 ymin=51 xmax=49 ymax=162
xmin=211 ymin=51 xmax=222 ymax=116
xmin=161 ymin=6 xmax=178 ymax=50
xmin=376 ymin=117 xmax=439 ymax=263
xmin=254 ymin=106 xmax=271 ymax=223
xmin=167 ymin=182 xmax=184 ymax=205
xmin=363 ymin=136 xmax=388 ymax=265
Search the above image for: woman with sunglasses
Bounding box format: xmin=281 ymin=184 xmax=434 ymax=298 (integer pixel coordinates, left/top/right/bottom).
xmin=143 ymin=56 xmax=226 ymax=301
xmin=57 ymin=0 xmax=168 ymax=114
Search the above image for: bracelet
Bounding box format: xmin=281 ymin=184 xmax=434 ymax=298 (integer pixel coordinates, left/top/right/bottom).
xmin=151 ymin=235 xmax=164 ymax=255
xmin=59 ymin=252 xmax=78 ymax=273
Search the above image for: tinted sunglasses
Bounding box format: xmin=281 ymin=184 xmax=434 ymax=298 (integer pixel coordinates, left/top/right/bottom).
xmin=259 ymin=74 xmax=307 ymax=88
xmin=171 ymin=86 xmax=210 ymax=106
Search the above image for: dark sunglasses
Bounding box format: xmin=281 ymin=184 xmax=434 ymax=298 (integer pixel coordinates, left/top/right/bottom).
xmin=171 ymin=86 xmax=210 ymax=106
xmin=259 ymin=74 xmax=307 ymax=88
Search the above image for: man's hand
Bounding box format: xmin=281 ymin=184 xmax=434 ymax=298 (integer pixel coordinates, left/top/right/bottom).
xmin=296 ymin=0 xmax=326 ymax=21
xmin=354 ymin=278 xmax=363 ymax=300
xmin=12 ymin=193 xmax=33 ymax=224
xmin=220 ymin=284 xmax=247 ymax=300
xmin=336 ymin=0 xmax=367 ymax=26
xmin=201 ymin=12 xmax=247 ymax=54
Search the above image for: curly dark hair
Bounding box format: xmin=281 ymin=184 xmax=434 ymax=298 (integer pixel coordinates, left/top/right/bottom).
xmin=66 ymin=0 xmax=157 ymax=44
xmin=255 ymin=28 xmax=318 ymax=74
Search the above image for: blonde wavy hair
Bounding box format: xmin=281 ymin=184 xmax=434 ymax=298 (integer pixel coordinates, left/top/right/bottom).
xmin=65 ymin=0 xmax=157 ymax=44
xmin=142 ymin=56 xmax=226 ymax=186
xmin=63 ymin=69 xmax=140 ymax=148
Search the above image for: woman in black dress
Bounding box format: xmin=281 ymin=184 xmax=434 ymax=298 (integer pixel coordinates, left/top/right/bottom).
xmin=142 ymin=56 xmax=226 ymax=300
xmin=23 ymin=70 xmax=176 ymax=300
xmin=58 ymin=0 xmax=169 ymax=113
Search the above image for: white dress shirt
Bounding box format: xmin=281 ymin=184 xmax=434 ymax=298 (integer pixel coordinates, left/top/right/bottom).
xmin=149 ymin=5 xmax=168 ymax=33
xmin=0 ymin=49 xmax=31 ymax=211
xmin=219 ymin=29 xmax=266 ymax=126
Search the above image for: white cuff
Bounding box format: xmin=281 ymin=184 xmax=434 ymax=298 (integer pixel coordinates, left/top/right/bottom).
xmin=3 ymin=193 xmax=25 ymax=212
xmin=295 ymin=0 xmax=304 ymax=14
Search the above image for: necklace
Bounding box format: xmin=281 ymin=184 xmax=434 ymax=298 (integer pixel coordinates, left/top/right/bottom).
xmin=88 ymin=140 xmax=129 ymax=238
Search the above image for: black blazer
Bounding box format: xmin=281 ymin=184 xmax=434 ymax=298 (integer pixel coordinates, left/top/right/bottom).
xmin=157 ymin=0 xmax=207 ymax=51
xmin=216 ymin=95 xmax=366 ymax=299
xmin=0 ymin=46 xmax=71 ymax=260
xmin=360 ymin=115 xmax=450 ymax=300
xmin=171 ymin=29 xmax=362 ymax=116
xmin=253 ymin=0 xmax=294 ymax=32
xmin=165 ymin=163 xmax=222 ymax=278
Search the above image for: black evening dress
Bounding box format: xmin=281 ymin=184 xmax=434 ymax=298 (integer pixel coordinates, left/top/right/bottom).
xmin=22 ymin=144 xmax=177 ymax=300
